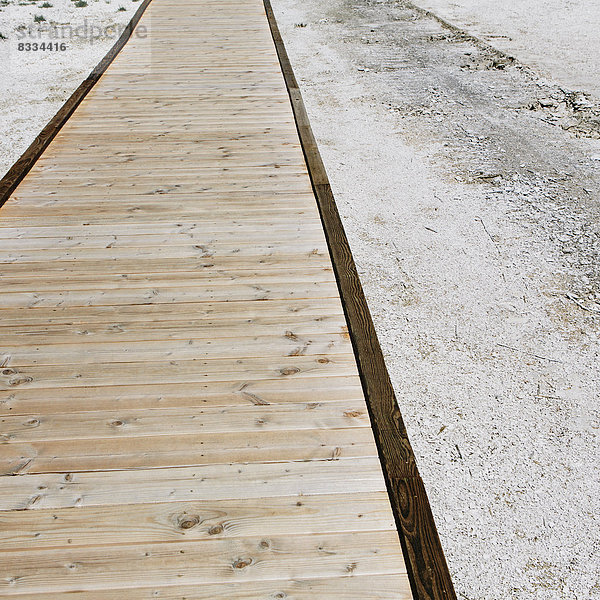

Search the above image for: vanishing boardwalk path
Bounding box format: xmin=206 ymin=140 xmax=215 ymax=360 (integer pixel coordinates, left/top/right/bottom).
xmin=0 ymin=0 xmax=412 ymax=597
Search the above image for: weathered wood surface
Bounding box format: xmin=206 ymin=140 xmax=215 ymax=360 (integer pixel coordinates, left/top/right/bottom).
xmin=0 ymin=0 xmax=412 ymax=597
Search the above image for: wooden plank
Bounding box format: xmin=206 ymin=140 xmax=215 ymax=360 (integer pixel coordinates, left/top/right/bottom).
xmin=32 ymin=151 xmax=306 ymax=165
xmin=0 ymin=532 xmax=404 ymax=595
xmin=0 ymin=575 xmax=412 ymax=599
xmin=0 ymin=354 xmax=358 ymax=391
xmin=1 ymin=231 xmax=327 ymax=251
xmin=1 ymin=332 xmax=351 ymax=364
xmin=0 ymin=220 xmax=325 ymax=236
xmin=0 ymin=427 xmax=377 ymax=474
xmin=0 ymin=229 xmax=324 ymax=245
xmin=0 ymin=242 xmax=330 ymax=263
xmin=18 ymin=167 xmax=308 ymax=179
xmin=0 ymin=211 xmax=320 ymax=227
xmin=46 ymin=130 xmax=302 ymax=142
xmin=0 ymin=321 xmax=349 ymax=346
xmin=0 ymin=457 xmax=387 ymax=510
xmin=0 ymin=297 xmax=345 ymax=326
xmin=0 ymin=376 xmax=365 ymax=416
xmin=4 ymin=187 xmax=316 ymax=203
xmin=30 ymin=159 xmax=308 ymax=174
xmin=0 ymin=281 xmax=339 ymax=309
xmin=0 ymin=255 xmax=330 ymax=276
xmin=0 ymin=399 xmax=370 ymax=443
xmin=0 ymin=491 xmax=395 ymax=550
xmin=0 ymin=268 xmax=337 ymax=293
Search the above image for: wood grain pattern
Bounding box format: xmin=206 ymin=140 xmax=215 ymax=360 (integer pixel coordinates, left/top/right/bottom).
xmin=0 ymin=400 xmax=370 ymax=443
xmin=0 ymin=532 xmax=404 ymax=595
xmin=0 ymin=376 xmax=365 ymax=416
xmin=262 ymin=1 xmax=457 ymax=599
xmin=0 ymin=491 xmax=395 ymax=550
xmin=0 ymin=427 xmax=378 ymax=474
xmin=0 ymin=576 xmax=412 ymax=600
xmin=0 ymin=457 xmax=388 ymax=511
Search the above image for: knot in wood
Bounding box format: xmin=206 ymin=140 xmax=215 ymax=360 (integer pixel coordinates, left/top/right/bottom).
xmin=232 ymin=557 xmax=253 ymax=570
xmin=8 ymin=376 xmax=33 ymax=387
xmin=208 ymin=524 xmax=224 ymax=535
xmin=279 ymin=367 xmax=300 ymax=376
xmin=344 ymin=410 xmax=363 ymax=418
xmin=177 ymin=514 xmax=200 ymax=530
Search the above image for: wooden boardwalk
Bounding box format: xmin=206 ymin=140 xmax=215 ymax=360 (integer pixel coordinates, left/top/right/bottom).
xmin=0 ymin=0 xmax=419 ymax=597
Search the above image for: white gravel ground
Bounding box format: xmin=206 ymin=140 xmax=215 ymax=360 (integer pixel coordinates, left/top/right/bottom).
xmin=0 ymin=0 xmax=139 ymax=177
xmin=0 ymin=0 xmax=599 ymax=599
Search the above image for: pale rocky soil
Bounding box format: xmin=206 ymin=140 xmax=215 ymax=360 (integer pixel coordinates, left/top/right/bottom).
xmin=0 ymin=0 xmax=139 ymax=177
xmin=270 ymin=0 xmax=600 ymax=598
xmin=415 ymin=0 xmax=600 ymax=99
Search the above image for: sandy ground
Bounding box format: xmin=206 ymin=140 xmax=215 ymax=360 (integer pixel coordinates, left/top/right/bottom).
xmin=270 ymin=0 xmax=600 ymax=599
xmin=0 ymin=0 xmax=139 ymax=178
xmin=0 ymin=0 xmax=598 ymax=598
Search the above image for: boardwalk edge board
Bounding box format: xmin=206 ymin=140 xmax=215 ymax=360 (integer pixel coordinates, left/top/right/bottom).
xmin=262 ymin=1 xmax=457 ymax=599
xmin=0 ymin=0 xmax=153 ymax=208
